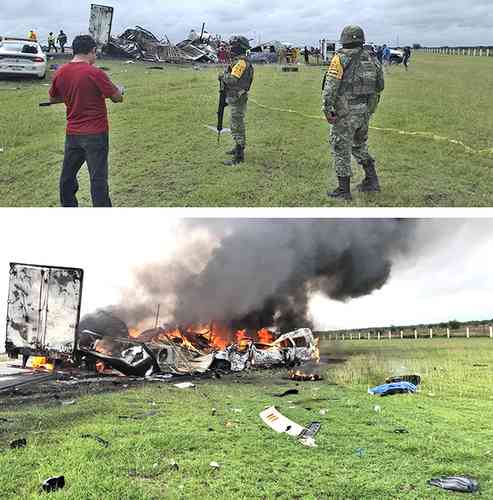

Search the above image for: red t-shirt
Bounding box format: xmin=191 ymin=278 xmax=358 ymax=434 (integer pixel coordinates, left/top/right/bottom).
xmin=49 ymin=62 xmax=118 ymax=135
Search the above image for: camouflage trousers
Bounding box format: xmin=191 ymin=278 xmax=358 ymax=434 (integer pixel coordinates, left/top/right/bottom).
xmin=329 ymin=109 xmax=374 ymax=178
xmin=227 ymin=92 xmax=248 ymax=147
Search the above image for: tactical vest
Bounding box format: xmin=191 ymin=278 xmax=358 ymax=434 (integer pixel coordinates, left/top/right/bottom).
xmin=230 ymin=57 xmax=254 ymax=92
xmin=339 ymin=48 xmax=382 ymax=97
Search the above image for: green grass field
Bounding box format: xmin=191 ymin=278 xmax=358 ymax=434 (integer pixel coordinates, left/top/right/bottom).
xmin=1 ymin=339 xmax=493 ymax=499
xmin=0 ymin=54 xmax=492 ymax=207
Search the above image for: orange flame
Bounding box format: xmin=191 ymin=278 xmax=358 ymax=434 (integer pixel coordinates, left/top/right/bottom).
xmin=127 ymin=322 xmax=280 ymax=353
xmin=258 ymin=328 xmax=274 ymax=345
xmin=31 ymin=356 xmax=54 ymax=372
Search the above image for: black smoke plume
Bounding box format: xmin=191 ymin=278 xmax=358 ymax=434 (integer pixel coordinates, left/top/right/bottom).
xmin=89 ymin=219 xmax=419 ymax=334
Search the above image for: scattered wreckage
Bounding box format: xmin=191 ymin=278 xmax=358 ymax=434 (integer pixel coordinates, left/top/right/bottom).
xmin=104 ymin=26 xmax=192 ymax=63
xmin=103 ymin=26 xmax=221 ymax=64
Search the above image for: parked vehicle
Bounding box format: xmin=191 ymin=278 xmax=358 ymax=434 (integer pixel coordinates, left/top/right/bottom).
xmin=389 ymin=48 xmax=404 ymax=64
xmin=0 ymin=37 xmax=47 ymax=79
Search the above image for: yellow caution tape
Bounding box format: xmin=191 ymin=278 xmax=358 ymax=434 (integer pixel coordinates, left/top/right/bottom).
xmin=249 ymin=98 xmax=493 ymax=157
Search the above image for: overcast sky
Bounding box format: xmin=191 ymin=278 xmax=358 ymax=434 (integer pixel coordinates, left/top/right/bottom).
xmin=0 ymin=213 xmax=492 ymax=352
xmin=1 ymin=0 xmax=492 ymax=47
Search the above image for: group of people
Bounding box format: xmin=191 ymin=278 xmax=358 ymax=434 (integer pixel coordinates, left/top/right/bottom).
xmin=304 ymin=46 xmax=322 ymax=64
xmin=277 ymin=46 xmax=301 ymax=64
xmin=27 ymin=29 xmax=68 ymax=53
xmin=45 ymin=25 xmax=386 ymax=207
xmin=374 ymin=44 xmax=412 ymax=71
xmin=47 ymin=30 xmax=68 ymax=53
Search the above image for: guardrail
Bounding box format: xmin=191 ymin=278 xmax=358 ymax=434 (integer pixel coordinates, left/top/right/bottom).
xmin=421 ymin=47 xmax=493 ymax=56
xmin=323 ymin=326 xmax=493 ymax=341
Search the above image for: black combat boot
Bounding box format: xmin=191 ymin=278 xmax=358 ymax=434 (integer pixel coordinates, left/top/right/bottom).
xmin=223 ymin=145 xmax=245 ymax=166
xmin=328 ymin=177 xmax=352 ymax=202
xmin=357 ymin=160 xmax=381 ymax=193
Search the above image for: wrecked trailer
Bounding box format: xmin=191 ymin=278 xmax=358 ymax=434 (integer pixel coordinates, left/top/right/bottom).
xmin=89 ymin=4 xmax=114 ymax=48
xmin=104 ymin=26 xmax=192 ymax=63
xmin=5 ymin=263 xmax=84 ymax=367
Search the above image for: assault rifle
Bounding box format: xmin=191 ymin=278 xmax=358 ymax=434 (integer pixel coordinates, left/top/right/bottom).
xmin=217 ymin=78 xmax=228 ymax=144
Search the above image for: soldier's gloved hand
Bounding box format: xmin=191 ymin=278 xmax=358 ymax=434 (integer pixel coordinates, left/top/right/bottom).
xmin=218 ymin=74 xmax=224 ymax=82
xmin=116 ymin=84 xmax=125 ymax=96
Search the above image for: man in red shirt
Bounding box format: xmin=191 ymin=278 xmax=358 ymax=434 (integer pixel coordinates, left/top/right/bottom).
xmin=49 ymin=35 xmax=123 ymax=207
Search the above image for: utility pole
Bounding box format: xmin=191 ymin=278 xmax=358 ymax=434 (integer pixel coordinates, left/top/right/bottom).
xmin=154 ymin=304 xmax=161 ymax=329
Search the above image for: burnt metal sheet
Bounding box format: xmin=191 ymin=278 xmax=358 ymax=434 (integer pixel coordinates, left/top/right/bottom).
xmin=5 ymin=263 xmax=84 ymax=357
xmin=105 ymin=26 xmax=192 ymax=63
xmin=89 ymin=4 xmax=114 ymax=47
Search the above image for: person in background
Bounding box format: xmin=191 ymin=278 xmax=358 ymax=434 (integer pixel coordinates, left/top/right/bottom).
xmin=47 ymin=32 xmax=58 ymax=53
xmin=57 ymin=30 xmax=68 ymax=53
xmin=376 ymin=45 xmax=384 ymax=63
xmin=304 ymin=46 xmax=310 ymax=64
xmin=403 ymin=46 xmax=412 ymax=71
xmin=382 ymin=44 xmax=391 ymax=70
xmin=49 ymin=35 xmax=124 ymax=207
xmin=28 ymin=30 xmax=37 ymax=42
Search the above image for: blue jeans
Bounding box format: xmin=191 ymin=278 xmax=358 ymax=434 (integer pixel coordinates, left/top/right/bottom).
xmin=60 ymin=133 xmax=112 ymax=208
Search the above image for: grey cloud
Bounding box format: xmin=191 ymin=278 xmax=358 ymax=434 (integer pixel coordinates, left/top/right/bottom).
xmin=1 ymin=0 xmax=491 ymax=47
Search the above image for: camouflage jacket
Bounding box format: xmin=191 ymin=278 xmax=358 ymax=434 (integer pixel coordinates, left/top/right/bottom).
xmin=322 ymin=47 xmax=384 ymax=116
xmin=222 ymin=56 xmax=254 ymax=98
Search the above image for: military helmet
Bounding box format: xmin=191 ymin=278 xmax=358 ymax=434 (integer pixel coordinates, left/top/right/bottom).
xmin=340 ymin=25 xmax=365 ymax=45
xmin=230 ymin=36 xmax=251 ymax=52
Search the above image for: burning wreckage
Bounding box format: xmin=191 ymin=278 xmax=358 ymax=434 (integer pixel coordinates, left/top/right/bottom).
xmin=77 ymin=325 xmax=319 ymax=378
xmin=5 ymin=263 xmax=320 ymax=379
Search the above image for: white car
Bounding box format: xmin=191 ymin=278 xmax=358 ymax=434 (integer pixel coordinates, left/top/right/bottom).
xmin=0 ymin=37 xmax=47 ymax=79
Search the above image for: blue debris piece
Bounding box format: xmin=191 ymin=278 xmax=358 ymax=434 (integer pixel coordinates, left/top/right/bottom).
xmin=368 ymin=382 xmax=417 ymax=397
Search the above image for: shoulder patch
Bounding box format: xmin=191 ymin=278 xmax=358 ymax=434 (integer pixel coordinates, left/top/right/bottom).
xmin=327 ymin=54 xmax=344 ymax=80
xmin=231 ymin=59 xmax=247 ymax=79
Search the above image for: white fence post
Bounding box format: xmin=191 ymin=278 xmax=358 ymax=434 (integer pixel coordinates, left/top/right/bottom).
xmin=350 ymin=333 xmax=353 ymax=341
xmin=447 ymin=328 xmax=450 ymax=339
xmin=430 ymin=328 xmax=433 ymax=339
xmin=358 ymin=332 xmax=361 ymax=340
xmin=400 ymin=330 xmax=404 ymax=340
xmin=466 ymin=328 xmax=470 ymax=339
xmin=490 ymin=327 xmax=493 ymax=339
xmin=367 ymin=332 xmax=371 ymax=341
xmin=414 ymin=329 xmax=418 ymax=340
xmin=378 ymin=331 xmax=381 ymax=341
xmin=342 ymin=333 xmax=345 ymax=341
xmin=388 ymin=331 xmax=392 ymax=340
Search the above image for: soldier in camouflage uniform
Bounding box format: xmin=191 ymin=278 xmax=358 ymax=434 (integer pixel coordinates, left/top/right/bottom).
xmin=323 ymin=25 xmax=385 ymax=201
xmin=219 ymin=36 xmax=255 ymax=166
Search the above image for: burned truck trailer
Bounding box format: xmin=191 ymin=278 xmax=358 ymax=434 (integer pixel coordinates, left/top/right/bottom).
xmin=89 ymin=4 xmax=114 ymax=47
xmin=5 ymin=263 xmax=84 ymax=367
